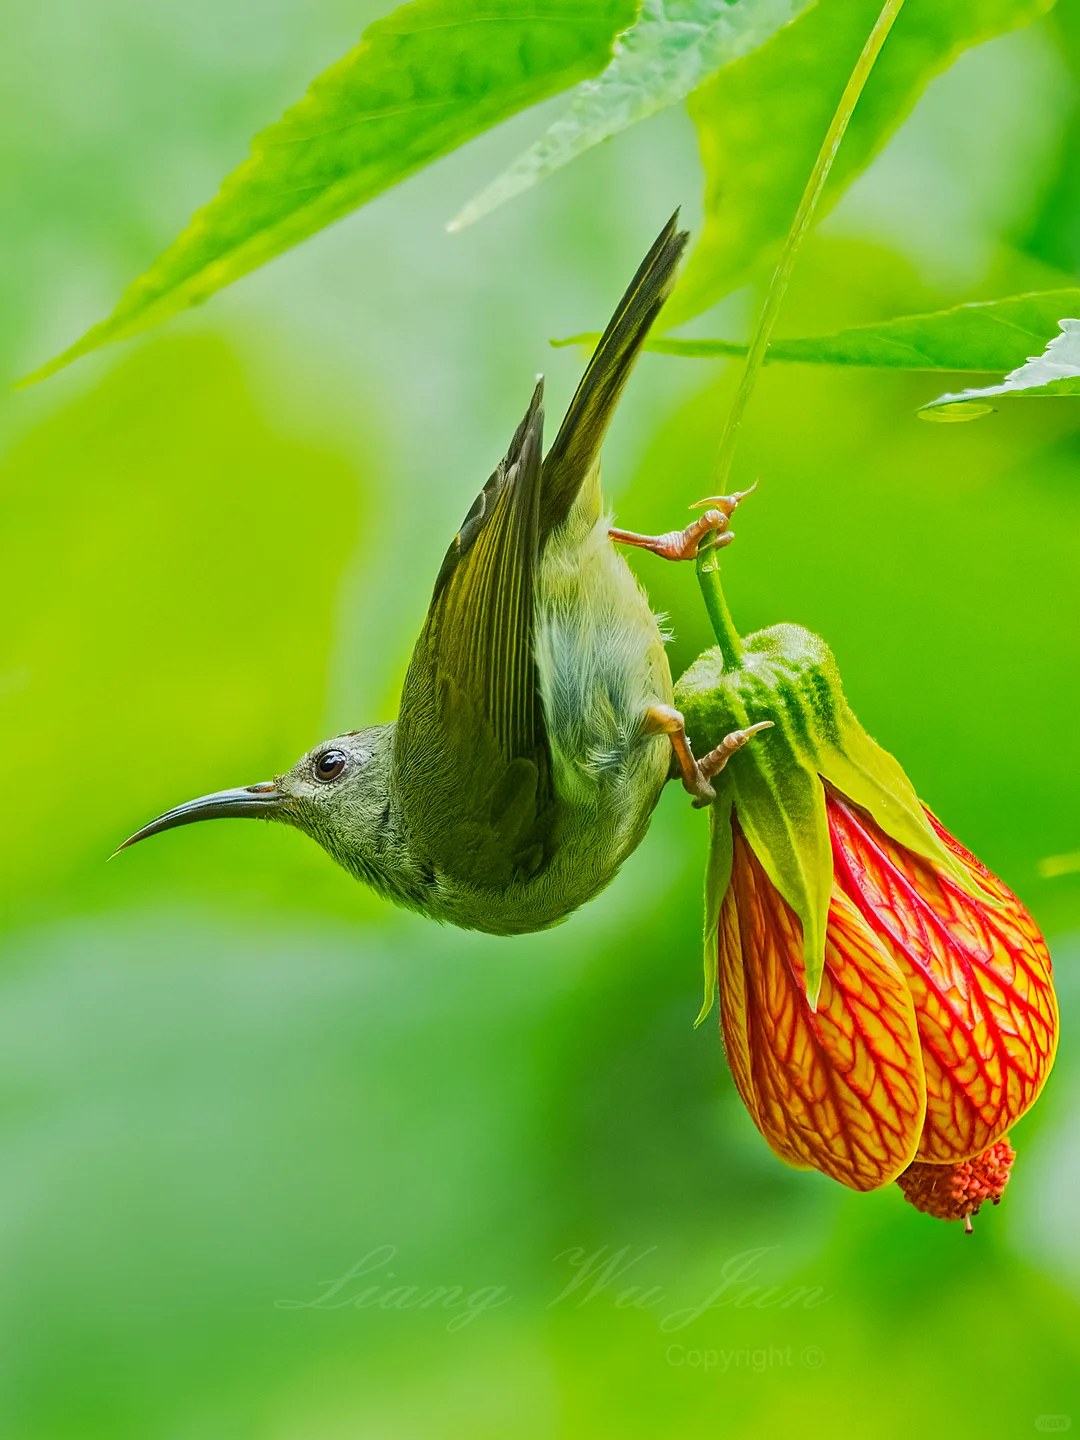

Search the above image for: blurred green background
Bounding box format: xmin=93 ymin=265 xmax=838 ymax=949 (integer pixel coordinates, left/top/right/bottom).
xmin=2 ymin=3 xmax=1080 ymax=1436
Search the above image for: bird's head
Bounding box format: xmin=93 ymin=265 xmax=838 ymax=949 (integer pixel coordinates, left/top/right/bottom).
xmin=116 ymin=724 xmax=396 ymax=879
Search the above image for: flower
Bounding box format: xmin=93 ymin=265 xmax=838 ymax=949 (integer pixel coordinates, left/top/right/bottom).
xmin=675 ymin=612 xmax=1058 ymax=1211
xmin=716 ymin=782 xmax=1055 ymax=1194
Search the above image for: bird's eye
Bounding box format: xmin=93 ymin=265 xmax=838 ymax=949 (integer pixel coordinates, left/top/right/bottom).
xmin=314 ymin=749 xmax=348 ymax=783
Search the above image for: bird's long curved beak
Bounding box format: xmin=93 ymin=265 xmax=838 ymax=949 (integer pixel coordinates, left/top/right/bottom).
xmin=113 ymin=781 xmax=285 ymax=855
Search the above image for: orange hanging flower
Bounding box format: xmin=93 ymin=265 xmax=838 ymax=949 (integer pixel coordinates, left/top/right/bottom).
xmin=718 ymin=788 xmax=1055 ymax=1194
xmin=676 ymin=593 xmax=1058 ymax=1221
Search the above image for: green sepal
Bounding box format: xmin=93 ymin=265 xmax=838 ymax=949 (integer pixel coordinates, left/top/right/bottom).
xmin=675 ymin=623 xmax=988 ymax=1010
xmin=695 ymin=789 xmax=734 ymax=1027
xmin=816 ymin=714 xmax=989 ymax=899
xmin=676 ymin=629 xmax=832 ymax=1006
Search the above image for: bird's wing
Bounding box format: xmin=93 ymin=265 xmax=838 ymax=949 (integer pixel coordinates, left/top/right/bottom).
xmin=392 ymin=216 xmax=689 ymax=893
xmin=393 ymin=382 xmax=555 ymax=888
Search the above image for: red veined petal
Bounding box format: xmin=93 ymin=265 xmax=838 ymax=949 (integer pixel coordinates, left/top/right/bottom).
xmin=827 ymin=793 xmax=1057 ymax=1164
xmin=718 ymin=820 xmax=926 ymax=1191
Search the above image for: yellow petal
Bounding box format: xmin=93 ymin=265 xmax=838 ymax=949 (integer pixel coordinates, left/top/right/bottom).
xmin=718 ymin=822 xmax=926 ymax=1191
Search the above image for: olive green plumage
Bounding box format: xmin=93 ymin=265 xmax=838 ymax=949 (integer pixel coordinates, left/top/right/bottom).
xmin=122 ymin=217 xmax=689 ymax=933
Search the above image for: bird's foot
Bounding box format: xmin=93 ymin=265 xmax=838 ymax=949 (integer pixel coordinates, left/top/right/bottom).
xmin=609 ymin=485 xmax=756 ymax=562
xmin=609 ymin=510 xmax=733 ymax=563
xmin=644 ymin=704 xmax=773 ymax=808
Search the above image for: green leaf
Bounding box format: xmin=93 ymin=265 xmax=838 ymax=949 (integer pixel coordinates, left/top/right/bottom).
xmin=21 ymin=0 xmax=639 ymax=385
xmin=664 ymin=0 xmax=1057 ymax=329
xmin=558 ymin=289 xmax=1080 ymax=371
xmin=448 ymin=0 xmax=813 ymax=233
xmin=919 ymin=317 xmax=1080 ymax=421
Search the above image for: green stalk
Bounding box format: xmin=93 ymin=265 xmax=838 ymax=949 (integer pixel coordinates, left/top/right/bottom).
xmin=710 ymin=0 xmax=905 ymax=495
xmin=696 ymin=0 xmax=905 ymax=656
xmin=697 ymin=546 xmax=744 ymax=671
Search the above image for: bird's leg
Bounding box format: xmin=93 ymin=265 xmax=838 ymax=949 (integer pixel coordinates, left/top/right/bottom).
xmin=609 ymin=510 xmax=734 ymax=563
xmin=644 ymin=703 xmax=773 ymax=809
xmin=644 ymin=704 xmax=712 ymax=802
xmin=609 ymin=486 xmax=755 ymax=563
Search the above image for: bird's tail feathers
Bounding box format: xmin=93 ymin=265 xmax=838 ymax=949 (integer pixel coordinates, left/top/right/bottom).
xmin=540 ymin=213 xmax=689 ymax=538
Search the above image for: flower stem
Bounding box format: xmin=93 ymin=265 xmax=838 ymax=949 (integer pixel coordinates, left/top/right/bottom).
xmin=708 ymin=0 xmax=906 ymax=496
xmin=697 ymin=546 xmax=744 ymax=671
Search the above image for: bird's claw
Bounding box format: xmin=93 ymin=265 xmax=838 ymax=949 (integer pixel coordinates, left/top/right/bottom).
xmin=698 ymin=721 xmax=774 ymax=782
xmin=644 ymin=706 xmax=773 ymax=807
xmin=690 ymin=480 xmax=758 ymax=514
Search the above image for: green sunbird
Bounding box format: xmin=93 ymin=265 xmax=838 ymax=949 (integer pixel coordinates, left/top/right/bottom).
xmin=120 ymin=217 xmax=767 ymax=932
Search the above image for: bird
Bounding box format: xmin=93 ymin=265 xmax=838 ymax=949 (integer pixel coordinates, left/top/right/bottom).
xmin=118 ymin=215 xmax=768 ymax=934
